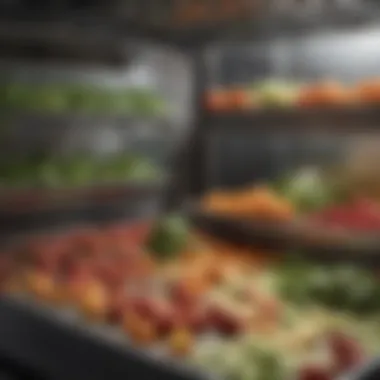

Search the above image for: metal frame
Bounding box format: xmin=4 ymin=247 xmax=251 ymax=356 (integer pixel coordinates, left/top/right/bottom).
xmin=0 ymin=296 xmax=213 ymax=380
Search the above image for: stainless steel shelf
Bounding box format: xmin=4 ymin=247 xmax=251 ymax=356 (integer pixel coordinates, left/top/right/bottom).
xmin=0 ymin=1 xmax=379 ymax=47
xmin=204 ymin=107 xmax=380 ymax=132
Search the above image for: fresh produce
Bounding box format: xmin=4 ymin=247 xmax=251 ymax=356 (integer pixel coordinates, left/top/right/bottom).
xmin=204 ymin=87 xmax=257 ymax=111
xmin=0 ymin=84 xmax=166 ymax=116
xmin=310 ymin=198 xmax=380 ymax=232
xmin=255 ymin=80 xmax=299 ymax=107
xmin=296 ymin=81 xmax=354 ymax=108
xmin=123 ymin=312 xmax=157 ymax=346
xmin=355 ymin=79 xmax=380 ymax=104
xmin=147 ymin=214 xmax=190 ymax=260
xmin=204 ymin=88 xmax=231 ymax=111
xmin=0 ymin=154 xmax=163 ymax=187
xmin=169 ymin=328 xmax=194 ymax=357
xmin=276 ymin=259 xmax=380 ymax=314
xmin=275 ymin=167 xmax=336 ymax=212
xmin=202 ymin=185 xmax=295 ymax=221
xmin=77 ymin=279 xmax=108 ymax=321
xmin=204 ymin=77 xmax=380 ymax=112
xmin=25 ymin=270 xmax=56 ymax=302
xmin=2 ymin=218 xmax=380 ymax=380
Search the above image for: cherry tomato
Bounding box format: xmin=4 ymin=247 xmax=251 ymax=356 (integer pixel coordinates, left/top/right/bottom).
xmin=298 ymin=365 xmax=332 ymax=380
xmin=107 ymin=289 xmax=128 ymax=324
xmin=206 ymin=304 xmax=246 ymax=335
xmin=154 ymin=304 xmax=178 ymax=337
xmin=185 ymin=306 xmax=209 ymax=334
xmin=328 ymin=332 xmax=365 ymax=374
xmin=169 ymin=280 xmax=203 ymax=308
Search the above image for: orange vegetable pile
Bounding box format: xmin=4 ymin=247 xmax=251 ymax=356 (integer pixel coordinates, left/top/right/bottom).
xmin=205 ymin=78 xmax=380 ymax=112
xmin=202 ymin=185 xmax=295 ymax=221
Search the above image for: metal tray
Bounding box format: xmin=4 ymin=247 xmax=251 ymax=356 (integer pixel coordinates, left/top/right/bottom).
xmin=188 ymin=207 xmax=380 ymax=264
xmin=0 ymin=213 xmax=379 ymax=380
xmin=0 ymin=188 xmax=162 ymax=239
xmin=1 ymin=295 xmax=380 ymax=380
xmin=0 ymin=210 xmax=214 ymax=380
xmin=0 ymin=296 xmax=213 ymax=380
xmin=0 ymin=182 xmax=163 ymax=214
xmin=1 ymin=0 xmax=378 ymax=47
xmin=205 ymin=107 xmax=380 ymax=132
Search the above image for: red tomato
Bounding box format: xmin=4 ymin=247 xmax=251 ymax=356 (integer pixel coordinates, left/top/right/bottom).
xmin=185 ymin=306 xmax=209 ymax=334
xmin=129 ymin=297 xmax=178 ymax=336
xmin=169 ymin=280 xmax=203 ymax=308
xmin=107 ymin=289 xmax=129 ymax=324
xmin=68 ymin=230 xmax=104 ymax=257
xmin=94 ymin=258 xmax=125 ymax=289
xmin=298 ymin=365 xmax=332 ymax=380
xmin=312 ymin=199 xmax=380 ymax=232
xmin=33 ymin=243 xmax=67 ymax=273
xmin=154 ymin=305 xmax=178 ymax=337
xmin=327 ymin=332 xmax=365 ymax=374
xmin=206 ymin=304 xmax=246 ymax=335
xmin=64 ymin=259 xmax=94 ymax=282
xmin=119 ymin=222 xmax=153 ymax=245
xmin=129 ymin=297 xmax=158 ymax=319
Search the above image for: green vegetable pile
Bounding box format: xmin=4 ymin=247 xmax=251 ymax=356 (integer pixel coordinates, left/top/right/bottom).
xmin=194 ymin=341 xmax=291 ymax=380
xmin=254 ymin=80 xmax=299 ymax=108
xmin=0 ymin=84 xmax=166 ymax=116
xmin=0 ymin=155 xmax=163 ymax=187
xmin=276 ymin=259 xmax=380 ymax=315
xmin=274 ymin=167 xmax=337 ymax=212
xmin=146 ymin=214 xmax=190 ymax=261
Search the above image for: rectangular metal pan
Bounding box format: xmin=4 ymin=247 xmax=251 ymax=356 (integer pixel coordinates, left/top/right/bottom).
xmin=187 ymin=207 xmax=380 ymax=265
xmin=0 ymin=296 xmax=214 ymax=380
xmin=0 ymin=182 xmax=164 ymax=215
xmin=0 ymin=208 xmax=214 ymax=380
xmin=0 ymin=208 xmax=378 ymax=380
xmin=0 ymin=185 xmax=162 ymax=238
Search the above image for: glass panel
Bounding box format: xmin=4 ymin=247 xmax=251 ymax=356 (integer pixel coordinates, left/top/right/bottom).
xmin=204 ymin=129 xmax=362 ymax=191
xmin=212 ymin=26 xmax=380 ymax=85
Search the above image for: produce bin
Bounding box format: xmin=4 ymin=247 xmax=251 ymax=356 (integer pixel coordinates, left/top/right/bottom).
xmin=1 ymin=205 xmax=380 ymax=380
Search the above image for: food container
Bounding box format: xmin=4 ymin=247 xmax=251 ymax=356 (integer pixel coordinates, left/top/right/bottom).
xmin=1 ymin=211 xmax=380 ymax=380
xmin=188 ymin=207 xmax=380 ymax=264
xmin=0 ymin=208 xmax=213 ymax=380
xmin=0 ymin=184 xmax=163 ymax=241
xmin=0 ymin=295 xmax=214 ymax=380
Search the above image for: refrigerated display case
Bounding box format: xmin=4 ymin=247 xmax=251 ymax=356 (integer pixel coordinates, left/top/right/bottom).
xmin=2 ymin=1 xmax=380 ymax=380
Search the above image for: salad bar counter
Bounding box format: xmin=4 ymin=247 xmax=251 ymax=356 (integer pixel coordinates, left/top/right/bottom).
xmin=2 ymin=203 xmax=380 ymax=380
xmin=2 ymin=1 xmax=380 ymax=380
